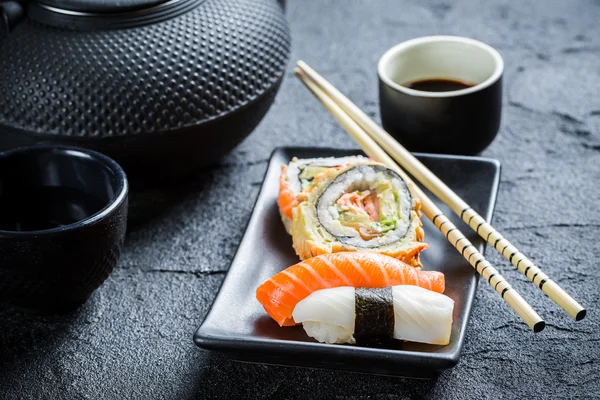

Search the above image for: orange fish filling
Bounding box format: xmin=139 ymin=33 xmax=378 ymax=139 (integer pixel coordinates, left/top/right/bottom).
xmin=336 ymin=190 xmax=382 ymax=240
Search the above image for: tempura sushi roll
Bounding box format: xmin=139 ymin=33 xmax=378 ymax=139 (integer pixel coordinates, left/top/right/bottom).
xmin=291 ymin=164 xmax=427 ymax=267
xmin=292 ymin=285 xmax=454 ymax=345
xmin=277 ymin=156 xmax=370 ymax=233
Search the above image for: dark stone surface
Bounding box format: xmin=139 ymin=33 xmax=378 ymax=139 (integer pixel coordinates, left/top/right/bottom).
xmin=1 ymin=0 xmax=600 ymax=398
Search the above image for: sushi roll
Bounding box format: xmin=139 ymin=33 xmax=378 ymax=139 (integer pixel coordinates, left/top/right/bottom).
xmin=277 ymin=156 xmax=371 ymax=233
xmin=292 ymin=285 xmax=454 ymax=346
xmin=255 ymin=252 xmax=445 ymax=326
xmin=291 ymin=164 xmax=427 ymax=267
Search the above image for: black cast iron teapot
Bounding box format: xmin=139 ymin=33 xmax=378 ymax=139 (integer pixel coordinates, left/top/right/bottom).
xmin=0 ymin=0 xmax=290 ymax=182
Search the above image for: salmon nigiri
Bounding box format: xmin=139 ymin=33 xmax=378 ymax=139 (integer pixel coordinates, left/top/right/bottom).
xmin=256 ymin=252 xmax=445 ymax=326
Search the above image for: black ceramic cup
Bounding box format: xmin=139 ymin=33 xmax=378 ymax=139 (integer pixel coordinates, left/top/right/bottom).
xmin=378 ymin=36 xmax=503 ymax=155
xmin=0 ymin=146 xmax=128 ymax=311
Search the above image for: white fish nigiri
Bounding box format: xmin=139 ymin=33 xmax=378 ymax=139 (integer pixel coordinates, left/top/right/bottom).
xmin=292 ymin=285 xmax=454 ymax=345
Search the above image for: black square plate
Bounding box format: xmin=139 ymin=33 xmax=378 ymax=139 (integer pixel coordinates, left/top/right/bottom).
xmin=194 ymin=147 xmax=501 ymax=378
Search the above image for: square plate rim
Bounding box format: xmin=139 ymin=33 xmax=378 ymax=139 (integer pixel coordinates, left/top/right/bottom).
xmin=194 ymin=146 xmax=501 ymax=371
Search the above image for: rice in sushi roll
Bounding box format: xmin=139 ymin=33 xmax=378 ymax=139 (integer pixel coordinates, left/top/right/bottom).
xmin=277 ymin=156 xmax=371 ymax=233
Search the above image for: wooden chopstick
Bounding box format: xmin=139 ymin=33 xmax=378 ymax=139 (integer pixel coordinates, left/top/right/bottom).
xmin=295 ymin=67 xmax=545 ymax=332
xmin=296 ymin=60 xmax=586 ymax=322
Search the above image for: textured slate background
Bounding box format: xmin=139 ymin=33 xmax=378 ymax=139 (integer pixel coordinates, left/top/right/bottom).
xmin=1 ymin=0 xmax=599 ymax=398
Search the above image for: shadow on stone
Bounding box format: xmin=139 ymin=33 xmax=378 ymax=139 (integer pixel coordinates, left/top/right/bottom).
xmin=126 ymin=166 xmax=218 ymax=232
xmin=193 ymin=351 xmax=441 ymax=398
xmin=0 ymin=303 xmax=80 ymax=386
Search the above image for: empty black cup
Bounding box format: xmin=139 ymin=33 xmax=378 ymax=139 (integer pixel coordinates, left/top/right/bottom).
xmin=0 ymin=146 xmax=128 ymax=311
xmin=378 ymin=36 xmax=503 ymax=155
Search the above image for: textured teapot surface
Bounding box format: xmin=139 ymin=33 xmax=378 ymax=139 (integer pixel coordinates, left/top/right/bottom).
xmin=0 ymin=0 xmax=290 ymax=138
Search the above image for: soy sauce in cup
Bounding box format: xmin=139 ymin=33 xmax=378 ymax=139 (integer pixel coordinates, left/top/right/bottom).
xmin=378 ymin=36 xmax=504 ymax=155
xmin=402 ymin=78 xmax=474 ymax=92
xmin=0 ymin=186 xmax=105 ymax=232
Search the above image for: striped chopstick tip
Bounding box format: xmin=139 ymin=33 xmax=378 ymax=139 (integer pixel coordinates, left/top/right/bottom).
xmin=533 ymin=321 xmax=546 ymax=333
xmin=576 ymin=309 xmax=587 ymax=321
xmin=294 ymin=62 xmax=552 ymax=331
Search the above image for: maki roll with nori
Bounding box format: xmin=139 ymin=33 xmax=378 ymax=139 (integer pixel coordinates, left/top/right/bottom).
xmin=277 ymin=156 xmax=371 ymax=232
xmin=292 ymin=285 xmax=454 ymax=345
xmin=291 ymin=164 xmax=427 ymax=267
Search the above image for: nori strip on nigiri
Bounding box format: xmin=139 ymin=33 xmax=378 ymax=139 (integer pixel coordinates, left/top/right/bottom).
xmin=292 ymin=285 xmax=454 ymax=345
xmin=354 ymin=287 xmax=395 ymax=344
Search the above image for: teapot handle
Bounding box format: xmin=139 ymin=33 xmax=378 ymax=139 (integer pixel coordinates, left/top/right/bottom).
xmin=0 ymin=1 xmax=25 ymax=37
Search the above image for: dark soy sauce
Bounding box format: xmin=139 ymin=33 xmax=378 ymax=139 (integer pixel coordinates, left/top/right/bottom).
xmin=0 ymin=186 xmax=106 ymax=232
xmin=403 ymin=78 xmax=474 ymax=92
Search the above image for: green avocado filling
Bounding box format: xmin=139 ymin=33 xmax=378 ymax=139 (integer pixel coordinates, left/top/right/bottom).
xmin=335 ymin=179 xmax=402 ymax=239
xmin=299 ymin=165 xmax=332 ymax=191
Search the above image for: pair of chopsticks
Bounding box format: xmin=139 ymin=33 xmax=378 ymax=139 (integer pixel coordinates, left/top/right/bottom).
xmin=294 ymin=60 xmax=586 ymax=332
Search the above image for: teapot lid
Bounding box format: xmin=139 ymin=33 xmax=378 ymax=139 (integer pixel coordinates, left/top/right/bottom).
xmin=28 ymin=0 xmax=202 ymax=30
xmin=34 ymin=0 xmax=170 ymax=13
